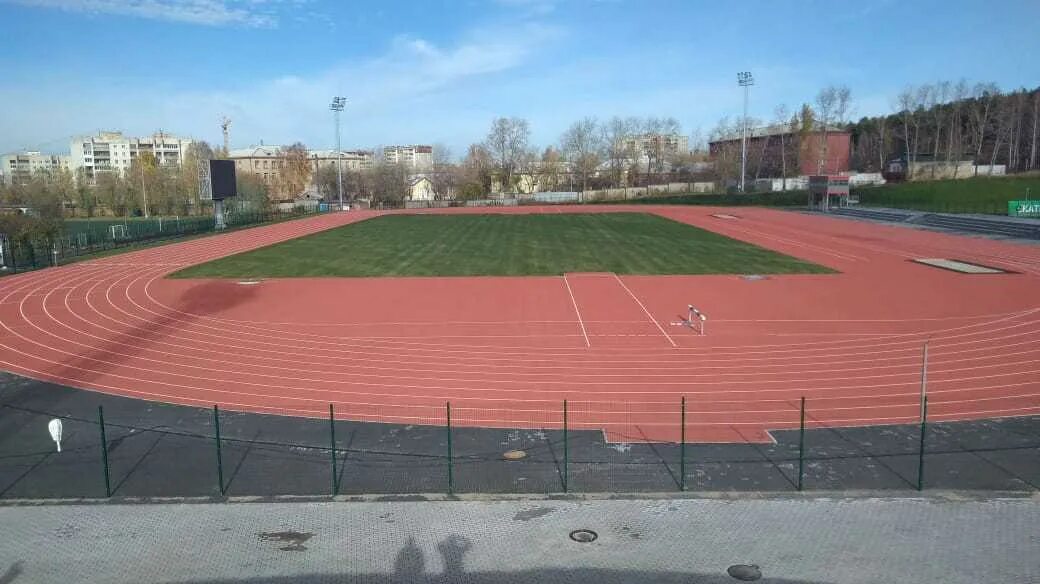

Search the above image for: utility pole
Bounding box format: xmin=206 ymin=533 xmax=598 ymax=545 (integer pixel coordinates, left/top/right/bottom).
xmin=738 ymin=71 xmax=754 ymax=193
xmin=330 ymin=97 xmax=346 ymax=210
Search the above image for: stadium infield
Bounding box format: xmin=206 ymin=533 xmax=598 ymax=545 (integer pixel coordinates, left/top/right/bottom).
xmin=170 ymin=212 xmax=832 ymax=278
xmin=1 ymin=204 xmax=1039 ymax=449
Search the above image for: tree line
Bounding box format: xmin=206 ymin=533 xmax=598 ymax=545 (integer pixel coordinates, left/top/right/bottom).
xmin=850 ymin=82 xmax=1040 ymax=177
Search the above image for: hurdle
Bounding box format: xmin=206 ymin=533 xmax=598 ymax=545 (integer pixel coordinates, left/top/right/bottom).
xmin=688 ymin=305 xmax=707 ymax=335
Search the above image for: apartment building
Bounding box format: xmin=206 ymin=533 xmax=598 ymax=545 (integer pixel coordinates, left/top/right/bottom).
xmin=383 ymin=145 xmax=433 ymax=170
xmin=0 ymin=151 xmax=70 ymax=185
xmin=621 ymin=134 xmax=689 ymax=158
xmin=67 ymin=131 xmax=194 ymax=183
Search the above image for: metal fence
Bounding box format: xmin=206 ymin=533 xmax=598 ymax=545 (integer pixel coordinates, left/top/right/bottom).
xmin=0 ymin=208 xmax=319 ymax=274
xmin=1 ymin=395 xmax=1036 ymax=500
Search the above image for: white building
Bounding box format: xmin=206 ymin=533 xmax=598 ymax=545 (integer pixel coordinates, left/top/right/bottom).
xmin=310 ymin=149 xmax=373 ymax=172
xmin=621 ymin=133 xmax=689 ymax=164
xmin=1 ymin=151 xmax=70 ymax=185
xmin=68 ymin=131 xmax=194 ymax=184
xmin=407 ymin=176 xmax=436 ymax=201
xmin=384 ymin=145 xmax=433 ymax=170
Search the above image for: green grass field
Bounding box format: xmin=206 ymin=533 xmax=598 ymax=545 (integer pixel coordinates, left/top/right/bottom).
xmin=171 ymin=212 xmax=832 ymax=278
xmin=853 ymin=175 xmax=1040 ymax=214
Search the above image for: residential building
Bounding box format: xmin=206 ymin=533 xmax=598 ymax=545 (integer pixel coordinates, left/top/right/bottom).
xmin=384 ymin=145 xmax=433 ymax=170
xmin=622 ymin=134 xmax=689 ymax=161
xmin=67 ymin=131 xmax=194 ymax=184
xmin=228 ymin=145 xmax=287 ymax=192
xmin=708 ymin=125 xmax=851 ymax=176
xmin=1 ymin=151 xmax=70 ymax=185
xmin=407 ymin=176 xmax=436 ymax=201
xmin=310 ymin=149 xmax=373 ymax=172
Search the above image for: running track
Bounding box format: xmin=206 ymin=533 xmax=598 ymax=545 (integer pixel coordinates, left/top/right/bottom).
xmin=2 ymin=206 xmax=1039 ymax=443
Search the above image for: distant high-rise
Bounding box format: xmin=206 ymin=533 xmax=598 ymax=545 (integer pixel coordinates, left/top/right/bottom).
xmin=68 ymin=131 xmax=194 ymax=184
xmin=0 ymin=151 xmax=70 ymax=186
xmin=383 ymin=145 xmax=433 ymax=170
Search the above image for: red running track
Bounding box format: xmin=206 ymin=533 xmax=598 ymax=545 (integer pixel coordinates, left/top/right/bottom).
xmin=2 ymin=206 xmax=1039 ymax=443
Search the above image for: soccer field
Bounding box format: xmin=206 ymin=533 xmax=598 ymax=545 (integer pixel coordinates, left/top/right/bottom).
xmin=171 ymin=212 xmax=832 ymax=278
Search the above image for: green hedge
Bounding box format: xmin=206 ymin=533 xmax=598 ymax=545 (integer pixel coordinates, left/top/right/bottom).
xmin=852 ymin=176 xmax=1040 ymax=215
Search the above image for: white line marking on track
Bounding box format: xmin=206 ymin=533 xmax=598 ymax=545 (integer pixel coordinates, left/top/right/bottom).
xmin=562 ymin=275 xmax=590 ymax=348
xmin=612 ymin=273 xmax=676 ymax=347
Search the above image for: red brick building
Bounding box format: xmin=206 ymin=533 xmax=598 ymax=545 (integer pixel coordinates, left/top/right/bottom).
xmin=709 ymin=126 xmax=851 ymax=177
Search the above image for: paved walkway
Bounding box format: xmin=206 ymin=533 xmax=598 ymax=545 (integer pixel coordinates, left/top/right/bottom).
xmin=0 ymin=495 xmax=1037 ymax=583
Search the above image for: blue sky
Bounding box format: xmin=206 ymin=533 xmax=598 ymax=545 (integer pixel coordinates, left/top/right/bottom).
xmin=1 ymin=0 xmax=1038 ymax=157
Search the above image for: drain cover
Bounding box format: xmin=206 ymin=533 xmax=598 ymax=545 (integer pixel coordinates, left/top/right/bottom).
xmin=727 ymin=564 xmax=762 ymax=581
xmin=569 ymin=529 xmax=598 ymax=543
xmin=741 ymin=274 xmax=768 ymax=281
xmin=502 ymin=450 xmax=527 ymax=460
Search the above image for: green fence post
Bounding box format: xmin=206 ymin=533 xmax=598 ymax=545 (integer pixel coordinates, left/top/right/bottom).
xmin=329 ymin=403 xmax=338 ymax=496
xmin=446 ymin=402 xmax=454 ymax=495
xmin=98 ymin=405 xmax=111 ymax=498
xmin=917 ymin=396 xmax=928 ymax=491
xmin=213 ymin=405 xmax=225 ymax=496
xmin=798 ymin=396 xmax=806 ymax=492
xmin=562 ymin=400 xmax=569 ymax=493
xmin=680 ymin=396 xmax=686 ymax=492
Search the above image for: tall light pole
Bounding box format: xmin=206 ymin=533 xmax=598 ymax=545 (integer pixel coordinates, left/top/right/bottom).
xmin=329 ymin=96 xmax=346 ymax=210
xmin=737 ymin=71 xmax=754 ymax=193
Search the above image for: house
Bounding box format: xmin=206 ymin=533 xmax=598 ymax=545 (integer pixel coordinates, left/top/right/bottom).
xmin=407 ymin=176 xmax=436 ymax=201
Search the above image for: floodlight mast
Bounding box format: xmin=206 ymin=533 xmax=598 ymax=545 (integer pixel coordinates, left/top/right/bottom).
xmin=737 ymin=71 xmax=754 ymax=193
xmin=330 ymin=97 xmax=346 ymax=210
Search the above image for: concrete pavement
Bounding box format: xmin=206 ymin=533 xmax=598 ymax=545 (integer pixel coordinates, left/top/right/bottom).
xmin=0 ymin=495 xmax=1037 ymax=583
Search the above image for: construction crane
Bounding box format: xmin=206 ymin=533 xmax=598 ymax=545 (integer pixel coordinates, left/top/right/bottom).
xmin=220 ymin=116 xmax=231 ymax=155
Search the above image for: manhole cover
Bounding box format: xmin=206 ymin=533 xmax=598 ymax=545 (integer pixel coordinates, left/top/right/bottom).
xmin=727 ymin=564 xmax=762 ymax=581
xmin=502 ymin=450 xmax=527 ymax=460
xmin=741 ymin=275 xmax=768 ymax=281
xmin=569 ymin=529 xmax=598 ymax=543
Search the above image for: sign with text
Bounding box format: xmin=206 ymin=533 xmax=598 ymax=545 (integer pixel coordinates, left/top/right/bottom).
xmin=1008 ymin=200 xmax=1040 ymax=218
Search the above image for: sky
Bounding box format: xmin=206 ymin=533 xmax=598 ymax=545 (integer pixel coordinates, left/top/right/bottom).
xmin=1 ymin=0 xmax=1038 ymax=158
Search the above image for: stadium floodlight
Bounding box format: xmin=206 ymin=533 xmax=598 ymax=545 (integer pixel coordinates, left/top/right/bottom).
xmin=737 ymin=72 xmax=754 ymax=194
xmin=330 ymin=96 xmax=347 ymax=210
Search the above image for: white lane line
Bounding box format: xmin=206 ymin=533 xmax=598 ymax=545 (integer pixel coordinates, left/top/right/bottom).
xmin=562 ymin=275 xmax=591 ymax=348
xmin=612 ymin=273 xmax=677 ymax=347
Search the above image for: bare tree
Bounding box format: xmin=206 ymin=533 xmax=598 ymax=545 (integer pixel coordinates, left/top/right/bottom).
xmin=561 ymin=117 xmax=603 ymax=193
xmin=773 ymin=105 xmax=791 ymax=190
xmin=602 ymin=116 xmax=638 ymax=188
xmin=814 ymin=85 xmax=851 ymax=174
xmin=1031 ymin=90 xmax=1040 ymax=171
xmin=484 ymin=117 xmax=530 ymax=193
xmin=969 ymin=83 xmax=1000 ymax=174
xmin=279 ymin=142 xmax=311 ymax=200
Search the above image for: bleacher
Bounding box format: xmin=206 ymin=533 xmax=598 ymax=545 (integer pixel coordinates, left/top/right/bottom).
xmin=822 ymin=206 xmax=1040 ymax=240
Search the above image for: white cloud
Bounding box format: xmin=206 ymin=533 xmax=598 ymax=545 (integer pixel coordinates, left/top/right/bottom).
xmin=1 ymin=0 xmax=302 ymax=27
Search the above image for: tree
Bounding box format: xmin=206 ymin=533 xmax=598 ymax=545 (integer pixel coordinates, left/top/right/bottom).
xmin=641 ymin=117 xmax=682 ymax=183
xmin=561 ymin=117 xmax=602 ymax=193
xmin=895 ymin=87 xmax=917 ymax=178
xmin=127 ymin=151 xmax=159 ymax=216
xmin=236 ymin=172 xmax=270 ymax=211
xmin=773 ymin=105 xmax=791 ymax=190
xmin=537 ymin=147 xmax=564 ymax=192
xmin=814 ymin=85 xmax=851 ymax=174
xmin=278 ymin=142 xmax=311 ymax=200
xmin=181 ymin=141 xmax=215 ymax=214
xmin=367 ymin=161 xmax=408 ymax=204
xmin=602 ymin=116 xmax=639 ymax=188
xmin=484 ymin=117 xmax=530 ymax=193
xmin=460 ymin=144 xmax=493 ymax=199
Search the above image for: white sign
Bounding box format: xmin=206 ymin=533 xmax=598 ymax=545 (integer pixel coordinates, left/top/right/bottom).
xmin=47 ymin=419 xmax=63 ymax=452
